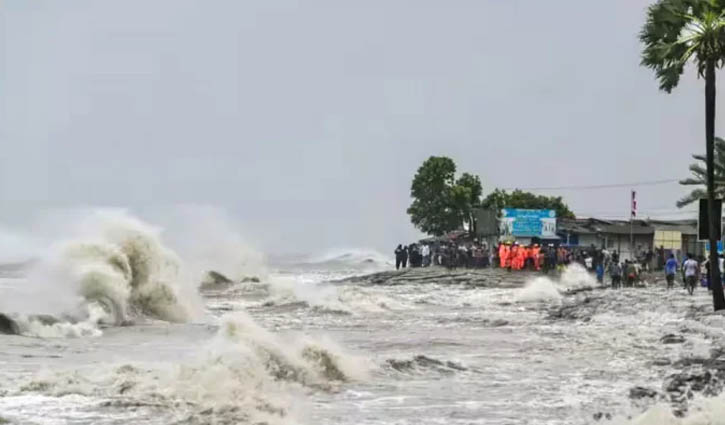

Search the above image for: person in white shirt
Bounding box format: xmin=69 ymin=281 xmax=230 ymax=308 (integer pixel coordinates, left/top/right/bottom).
xmin=683 ymin=254 xmax=699 ymax=293
xmin=421 ymin=244 xmax=431 ymax=267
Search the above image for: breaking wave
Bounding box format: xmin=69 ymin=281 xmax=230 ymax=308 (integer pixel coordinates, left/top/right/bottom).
xmin=1 ymin=211 xmax=202 ymax=335
xmin=384 ymin=355 xmax=470 ymax=375
xmin=10 ymin=313 xmax=366 ymax=424
xmin=11 ymin=303 xmax=110 ymax=338
xmin=516 ymin=264 xmax=598 ymax=303
xmin=297 ymin=248 xmax=392 ymax=270
xmin=258 ymin=276 xmax=409 ymax=314
xmin=516 ymin=277 xmax=563 ymax=303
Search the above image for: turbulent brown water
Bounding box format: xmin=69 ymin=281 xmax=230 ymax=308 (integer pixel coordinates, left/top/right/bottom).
xmin=2 ymin=217 xmax=725 ymax=424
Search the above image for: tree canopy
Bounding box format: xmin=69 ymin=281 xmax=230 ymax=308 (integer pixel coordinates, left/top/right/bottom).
xmin=481 ymin=189 xmax=575 ymax=219
xmin=640 ymin=0 xmax=725 ymax=93
xmin=407 ymin=157 xmax=482 ymax=236
xmin=453 ymin=173 xmax=483 ymax=234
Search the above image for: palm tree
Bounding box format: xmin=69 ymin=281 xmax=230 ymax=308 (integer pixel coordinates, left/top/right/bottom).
xmin=677 ymin=137 xmax=725 ymax=207
xmin=641 ymin=0 xmax=725 ymax=310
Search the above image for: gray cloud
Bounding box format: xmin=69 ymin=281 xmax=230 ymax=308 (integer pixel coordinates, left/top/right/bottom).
xmin=0 ymin=0 xmax=714 ymax=254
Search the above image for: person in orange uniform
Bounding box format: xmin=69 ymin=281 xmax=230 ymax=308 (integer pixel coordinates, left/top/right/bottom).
xmin=509 ymin=244 xmax=518 ymax=270
xmin=499 ymin=243 xmax=508 ymax=269
xmin=538 ymin=246 xmax=545 ymax=271
xmin=517 ymin=245 xmax=527 ymax=270
xmin=532 ymin=244 xmax=541 ymax=270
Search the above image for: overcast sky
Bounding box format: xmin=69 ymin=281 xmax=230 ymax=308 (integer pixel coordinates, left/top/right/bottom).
xmin=0 ymin=0 xmax=719 ymax=256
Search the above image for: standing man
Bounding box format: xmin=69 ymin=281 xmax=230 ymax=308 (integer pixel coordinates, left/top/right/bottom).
xmin=596 ymin=261 xmax=604 ymax=284
xmin=395 ymin=245 xmax=404 ymax=270
xmin=610 ymin=261 xmax=622 ymax=289
xmin=508 ymin=244 xmax=516 ymax=270
xmin=658 ymin=246 xmax=666 ymax=271
xmin=683 ymin=254 xmax=699 ymax=293
xmin=665 ymin=253 xmax=678 ymax=290
xmin=421 ymin=244 xmax=431 ymax=267
xmin=625 ymin=260 xmax=637 ymax=287
xmin=532 ymin=244 xmax=541 ymax=270
xmin=645 ymin=249 xmax=654 ymax=272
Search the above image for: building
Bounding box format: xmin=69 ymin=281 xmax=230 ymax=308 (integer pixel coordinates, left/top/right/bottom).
xmin=557 ymin=218 xmax=702 ymax=260
xmin=473 ymin=208 xmax=711 ymax=261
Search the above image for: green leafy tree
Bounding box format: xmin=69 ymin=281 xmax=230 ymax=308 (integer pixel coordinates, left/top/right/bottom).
xmin=678 ymin=137 xmax=725 ymax=207
xmin=481 ymin=189 xmax=575 ymax=219
xmin=407 ymin=157 xmax=483 ymax=236
xmin=641 ymin=0 xmax=725 ymax=310
xmin=454 ymin=173 xmax=483 ymax=233
xmin=480 ymin=189 xmax=508 ymax=213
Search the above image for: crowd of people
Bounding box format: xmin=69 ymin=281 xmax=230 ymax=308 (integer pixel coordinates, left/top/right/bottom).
xmin=394 ymin=242 xmax=491 ymax=269
xmin=394 ymin=240 xmax=609 ymax=273
xmin=393 ymin=240 xmax=658 ymax=287
xmin=394 ymin=239 xmax=725 ymax=293
xmin=662 ymin=252 xmax=725 ymax=292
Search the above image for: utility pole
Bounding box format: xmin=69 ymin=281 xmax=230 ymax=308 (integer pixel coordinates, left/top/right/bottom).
xmin=630 ymin=190 xmax=636 ymax=260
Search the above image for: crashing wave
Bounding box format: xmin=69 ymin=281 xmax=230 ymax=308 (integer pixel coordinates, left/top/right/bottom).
xmin=385 ymin=355 xmax=469 ymax=375
xmin=2 ymin=212 xmax=201 ymax=336
xmin=295 ymin=248 xmax=393 ymax=270
xmin=10 ymin=313 xmax=367 ymax=424
xmin=516 ymin=264 xmax=598 ymax=304
xmin=256 ymin=276 xmax=408 ymax=315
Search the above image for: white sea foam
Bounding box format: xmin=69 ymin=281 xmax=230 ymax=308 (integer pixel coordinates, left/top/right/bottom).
xmin=19 ymin=303 xmax=109 ymax=338
xmin=261 ymin=275 xmax=408 ymax=314
xmin=516 ymin=277 xmax=563 ymax=303
xmin=2 ymin=210 xmax=203 ymax=336
xmin=608 ymin=394 xmax=725 ymax=424
xmin=558 ymin=263 xmax=598 ymax=292
xmin=11 ymin=312 xmax=367 ymax=424
xmin=516 ymin=264 xmax=597 ymax=303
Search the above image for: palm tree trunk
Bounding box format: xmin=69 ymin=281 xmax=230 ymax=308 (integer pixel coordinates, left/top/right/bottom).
xmin=705 ymin=60 xmax=725 ymax=311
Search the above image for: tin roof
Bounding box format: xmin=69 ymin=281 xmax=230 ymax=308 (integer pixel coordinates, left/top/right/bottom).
xmin=557 ymin=218 xmax=698 ymax=236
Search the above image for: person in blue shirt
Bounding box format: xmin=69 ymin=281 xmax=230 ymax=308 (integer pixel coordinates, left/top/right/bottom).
xmin=596 ymin=262 xmax=604 ymax=284
xmin=665 ymin=253 xmax=678 ymax=290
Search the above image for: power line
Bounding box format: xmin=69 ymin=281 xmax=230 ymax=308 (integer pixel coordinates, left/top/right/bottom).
xmin=501 ymin=179 xmax=680 ymax=191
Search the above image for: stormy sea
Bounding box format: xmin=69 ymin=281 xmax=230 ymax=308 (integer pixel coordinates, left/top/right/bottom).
xmin=2 ymin=212 xmax=725 ymax=425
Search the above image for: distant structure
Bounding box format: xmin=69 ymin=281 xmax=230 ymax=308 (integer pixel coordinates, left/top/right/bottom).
xmin=557 ymin=218 xmax=701 ymax=261
xmin=472 ymin=208 xmax=705 ymax=261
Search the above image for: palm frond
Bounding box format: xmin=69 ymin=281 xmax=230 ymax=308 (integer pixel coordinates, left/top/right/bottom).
xmin=677 ymin=188 xmax=707 ymax=208
xmin=678 ymin=132 xmax=725 ymax=207
xmin=689 ymin=163 xmax=707 ymax=175
xmin=680 ymin=177 xmax=706 ymax=185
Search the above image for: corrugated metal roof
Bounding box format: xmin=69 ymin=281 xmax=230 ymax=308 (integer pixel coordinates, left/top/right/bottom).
xmin=557 ymin=218 xmax=699 ymax=236
xmin=596 ymin=223 xmax=654 ymax=235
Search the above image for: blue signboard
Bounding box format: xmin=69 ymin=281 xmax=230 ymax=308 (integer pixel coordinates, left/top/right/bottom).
xmin=705 ymin=240 xmax=724 ymax=254
xmin=500 ymin=209 xmax=557 ymax=238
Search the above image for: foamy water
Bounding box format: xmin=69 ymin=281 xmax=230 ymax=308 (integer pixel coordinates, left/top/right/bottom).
xmin=516 ymin=264 xmax=598 ymax=303
xmin=2 ymin=217 xmax=725 ymax=424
